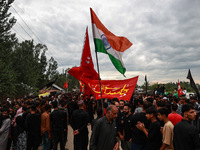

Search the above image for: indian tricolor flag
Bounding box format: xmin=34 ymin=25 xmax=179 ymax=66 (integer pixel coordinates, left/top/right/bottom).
xmin=90 ymin=8 xmax=132 ymax=75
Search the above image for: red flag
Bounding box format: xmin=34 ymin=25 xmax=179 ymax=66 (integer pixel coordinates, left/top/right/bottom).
xmin=82 ymin=76 xmax=138 ymax=101
xmin=178 ymin=80 xmax=184 ymax=97
xmin=63 ymin=81 xmax=68 ymax=89
xmin=68 ymin=27 xmax=99 ymax=81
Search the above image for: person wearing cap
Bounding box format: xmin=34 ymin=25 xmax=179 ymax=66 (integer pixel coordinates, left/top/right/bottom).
xmin=71 ymin=100 xmax=90 ymax=150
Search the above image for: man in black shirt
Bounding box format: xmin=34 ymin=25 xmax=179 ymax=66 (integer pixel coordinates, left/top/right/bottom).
xmin=89 ymin=105 xmax=119 ymax=150
xmin=71 ymin=100 xmax=90 ymax=150
xmin=116 ymin=100 xmax=125 ymax=145
xmin=26 ymin=105 xmax=41 ymax=150
xmin=136 ymin=106 xmax=162 ymax=150
xmin=121 ymin=103 xmax=132 ymax=150
xmin=173 ymin=104 xmax=200 ymax=150
xmin=131 ymin=101 xmax=152 ymax=150
xmin=91 ymin=107 xmax=103 ymax=130
xmin=50 ymin=101 xmax=67 ymax=150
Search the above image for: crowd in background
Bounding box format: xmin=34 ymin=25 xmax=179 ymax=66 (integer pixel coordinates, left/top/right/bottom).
xmin=0 ymin=88 xmax=200 ymax=150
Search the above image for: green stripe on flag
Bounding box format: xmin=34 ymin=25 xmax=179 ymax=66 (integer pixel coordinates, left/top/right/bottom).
xmin=94 ymin=39 xmax=107 ymax=54
xmin=94 ymin=39 xmax=126 ymax=75
xmin=108 ymin=53 xmax=126 ymax=75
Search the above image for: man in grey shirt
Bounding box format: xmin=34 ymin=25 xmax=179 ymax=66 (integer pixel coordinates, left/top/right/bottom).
xmin=89 ymin=105 xmax=119 ymax=150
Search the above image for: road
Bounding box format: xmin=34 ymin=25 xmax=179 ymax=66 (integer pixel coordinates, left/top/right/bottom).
xmin=39 ymin=124 xmax=92 ymax=150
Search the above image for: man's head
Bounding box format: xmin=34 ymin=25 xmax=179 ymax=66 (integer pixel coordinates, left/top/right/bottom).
xmin=114 ymin=101 xmax=119 ymax=109
xmin=2 ymin=108 xmax=9 ymax=117
xmin=15 ymin=102 xmax=21 ymax=110
xmin=77 ymin=100 xmax=84 ymax=108
xmin=138 ymin=99 xmax=143 ymax=106
xmin=119 ymin=100 xmax=125 ymax=110
xmin=182 ymin=104 xmax=196 ymax=122
xmin=123 ymin=103 xmax=131 ymax=115
xmin=61 ymin=101 xmax=68 ymax=109
xmin=190 ymin=96 xmax=197 ymax=104
xmin=171 ymin=103 xmax=178 ymax=112
xmin=106 ymin=105 xmax=118 ymax=122
xmin=156 ymin=100 xmax=164 ymax=110
xmin=179 ymin=97 xmax=186 ymax=104
xmin=45 ymin=104 xmax=51 ymax=112
xmin=157 ymin=107 xmax=169 ymax=121
xmin=146 ymin=106 xmax=157 ymax=120
xmin=142 ymin=101 xmax=152 ymax=111
xmin=30 ymin=105 xmax=37 ymax=114
xmin=51 ymin=101 xmax=58 ymax=109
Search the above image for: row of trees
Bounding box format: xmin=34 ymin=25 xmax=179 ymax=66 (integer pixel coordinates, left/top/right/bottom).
xmin=140 ymin=81 xmax=199 ymax=93
xmin=0 ymin=0 xmax=78 ymax=101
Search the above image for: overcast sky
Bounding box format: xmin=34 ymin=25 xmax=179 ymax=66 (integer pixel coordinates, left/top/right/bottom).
xmin=10 ymin=0 xmax=200 ymax=85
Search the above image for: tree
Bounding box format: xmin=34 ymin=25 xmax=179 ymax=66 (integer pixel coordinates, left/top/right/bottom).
xmin=0 ymin=0 xmax=17 ymax=101
xmin=45 ymin=57 xmax=58 ymax=81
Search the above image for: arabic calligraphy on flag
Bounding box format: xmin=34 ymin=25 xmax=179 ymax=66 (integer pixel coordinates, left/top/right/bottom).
xmin=82 ymin=76 xmax=138 ymax=101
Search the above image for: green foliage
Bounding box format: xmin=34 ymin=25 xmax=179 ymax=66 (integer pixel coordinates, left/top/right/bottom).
xmin=0 ymin=0 xmax=17 ymax=100
xmin=140 ymin=81 xmax=199 ymax=93
xmin=0 ymin=0 xmax=60 ymax=101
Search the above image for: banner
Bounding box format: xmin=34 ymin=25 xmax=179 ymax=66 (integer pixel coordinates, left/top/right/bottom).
xmin=82 ymin=76 xmax=138 ymax=101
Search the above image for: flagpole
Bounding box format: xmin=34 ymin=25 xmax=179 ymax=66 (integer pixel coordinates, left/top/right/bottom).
xmin=94 ymin=50 xmax=104 ymax=115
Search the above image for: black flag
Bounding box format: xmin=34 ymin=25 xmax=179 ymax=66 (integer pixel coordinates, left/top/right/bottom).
xmin=186 ymin=69 xmax=200 ymax=99
xmin=145 ymin=75 xmax=147 ymax=94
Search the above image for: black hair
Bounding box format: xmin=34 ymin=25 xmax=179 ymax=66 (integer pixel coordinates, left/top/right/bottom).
xmin=30 ymin=105 xmax=37 ymax=112
xmin=2 ymin=108 xmax=9 ymax=114
xmin=51 ymin=101 xmax=58 ymax=108
xmin=146 ymin=97 xmax=154 ymax=103
xmin=35 ymin=102 xmax=40 ymax=107
xmin=146 ymin=106 xmax=157 ymax=116
xmin=16 ymin=102 xmax=21 ymax=107
xmin=103 ymin=102 xmax=108 ymax=109
xmin=156 ymin=100 xmax=165 ymax=107
xmin=143 ymin=101 xmax=152 ymax=110
xmin=22 ymin=106 xmax=27 ymax=112
xmin=172 ymin=96 xmax=178 ymax=103
xmin=124 ymin=103 xmax=131 ymax=109
xmin=119 ymin=100 xmax=125 ymax=103
xmin=190 ymin=96 xmax=197 ymax=101
xmin=61 ymin=101 xmax=68 ymax=107
xmin=157 ymin=107 xmax=169 ymax=117
xmin=171 ymin=104 xmax=178 ymax=111
xmin=96 ymin=107 xmax=103 ymax=117
xmin=138 ymin=99 xmax=143 ymax=105
xmin=164 ymin=101 xmax=172 ymax=113
xmin=182 ymin=104 xmax=194 ymax=114
xmin=45 ymin=105 xmax=51 ymax=111
xmin=112 ymin=98 xmax=119 ymax=102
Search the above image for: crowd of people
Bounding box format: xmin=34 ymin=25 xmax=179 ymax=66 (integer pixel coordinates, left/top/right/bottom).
xmin=0 ymin=90 xmax=200 ymax=150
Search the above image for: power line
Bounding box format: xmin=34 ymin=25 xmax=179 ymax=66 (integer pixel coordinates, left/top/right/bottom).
xmin=12 ymin=6 xmax=44 ymax=45
xmin=11 ymin=5 xmax=64 ymax=66
xmin=12 ymin=27 xmax=26 ymax=41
